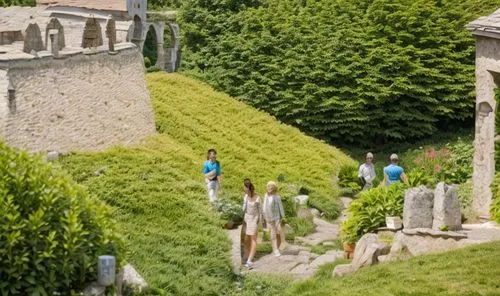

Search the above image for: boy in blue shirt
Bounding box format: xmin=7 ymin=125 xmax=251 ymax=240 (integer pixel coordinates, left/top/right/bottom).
xmin=203 ymin=149 xmax=221 ymax=203
xmin=383 ymin=154 xmax=408 ymax=186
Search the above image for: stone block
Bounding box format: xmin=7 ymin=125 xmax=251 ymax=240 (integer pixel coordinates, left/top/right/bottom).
xmin=310 ymin=208 xmax=321 ymax=218
xmin=332 ymin=264 xmax=354 ymax=277
xmin=403 ymin=186 xmax=434 ymax=229
xmin=83 ymin=282 xmax=105 ymax=296
xmin=432 ymin=182 xmax=462 ymax=231
xmin=294 ymin=195 xmax=309 ymax=205
xmin=122 ymin=264 xmax=148 ymax=292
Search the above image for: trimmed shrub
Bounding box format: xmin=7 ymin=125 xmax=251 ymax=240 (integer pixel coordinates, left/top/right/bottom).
xmin=341 ymin=183 xmax=405 ymax=244
xmin=0 ymin=142 xmax=123 ymax=295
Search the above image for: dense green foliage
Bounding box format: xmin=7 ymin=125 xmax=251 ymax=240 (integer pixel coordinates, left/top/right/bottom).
xmin=0 ymin=0 xmax=34 ymax=6
xmin=179 ymin=0 xmax=498 ymax=145
xmin=60 ymin=73 xmax=354 ymax=294
xmin=491 ymin=174 xmax=500 ymax=223
xmin=287 ymin=241 xmax=500 ymax=295
xmin=341 ymin=183 xmax=405 ymax=243
xmin=337 ymin=165 xmax=361 ymax=192
xmin=0 ymin=142 xmax=122 ymax=295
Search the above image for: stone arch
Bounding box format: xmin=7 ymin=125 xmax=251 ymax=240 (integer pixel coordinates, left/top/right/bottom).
xmin=23 ymin=23 xmax=44 ymax=53
xmin=45 ymin=18 xmax=65 ymax=50
xmin=143 ymin=24 xmax=159 ymax=67
xmin=81 ymin=18 xmax=103 ymax=48
xmin=164 ymin=21 xmax=181 ymax=72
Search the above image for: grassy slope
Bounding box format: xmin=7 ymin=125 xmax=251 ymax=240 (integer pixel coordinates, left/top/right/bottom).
xmin=286 ymin=241 xmax=500 ymax=296
xmin=59 ymin=73 xmax=353 ymax=295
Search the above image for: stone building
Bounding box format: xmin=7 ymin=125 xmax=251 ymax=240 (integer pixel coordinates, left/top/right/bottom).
xmin=0 ymin=1 xmax=180 ymax=153
xmin=467 ymin=9 xmax=500 ymax=218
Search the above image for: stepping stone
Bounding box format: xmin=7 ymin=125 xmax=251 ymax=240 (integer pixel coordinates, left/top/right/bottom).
xmin=310 ymin=252 xmax=338 ymax=267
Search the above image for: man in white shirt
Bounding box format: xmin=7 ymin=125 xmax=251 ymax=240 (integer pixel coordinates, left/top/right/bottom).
xmin=358 ymin=152 xmax=376 ymax=191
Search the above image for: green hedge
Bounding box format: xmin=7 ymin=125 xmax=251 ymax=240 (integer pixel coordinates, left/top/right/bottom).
xmin=179 ymin=0 xmax=499 ymax=145
xmin=0 ymin=142 xmax=123 ymax=295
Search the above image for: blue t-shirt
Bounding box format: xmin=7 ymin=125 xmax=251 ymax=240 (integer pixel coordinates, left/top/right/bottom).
xmin=384 ymin=164 xmax=404 ymax=185
xmin=203 ymin=160 xmax=221 ymax=180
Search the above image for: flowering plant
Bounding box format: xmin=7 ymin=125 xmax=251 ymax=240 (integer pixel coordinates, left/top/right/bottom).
xmin=411 ymin=139 xmax=473 ymax=184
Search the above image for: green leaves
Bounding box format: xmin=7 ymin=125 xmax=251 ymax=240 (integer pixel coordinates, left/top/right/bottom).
xmin=341 ymin=183 xmax=406 ymax=243
xmin=179 ymin=0 xmax=498 ymax=145
xmin=0 ymin=142 xmax=123 ymax=294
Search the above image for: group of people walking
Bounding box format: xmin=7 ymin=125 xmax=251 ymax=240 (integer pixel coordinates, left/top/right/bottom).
xmin=358 ymin=152 xmax=408 ymax=190
xmin=203 ymin=149 xmax=285 ymax=269
xmin=202 ymin=149 xmax=408 ymax=270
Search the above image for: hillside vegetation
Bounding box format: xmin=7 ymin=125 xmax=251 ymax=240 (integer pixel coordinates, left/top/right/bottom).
xmin=286 ymin=241 xmax=500 ymax=296
xmin=59 ymin=73 xmax=353 ymax=295
xmin=178 ymin=0 xmax=499 ymax=145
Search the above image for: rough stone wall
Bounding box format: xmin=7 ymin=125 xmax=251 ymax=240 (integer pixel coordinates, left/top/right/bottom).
xmin=472 ymin=36 xmax=500 ymax=217
xmin=3 ymin=47 xmax=155 ymax=153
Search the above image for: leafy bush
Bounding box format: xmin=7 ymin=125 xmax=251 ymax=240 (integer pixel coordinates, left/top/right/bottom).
xmin=144 ymin=56 xmax=152 ymax=68
xmin=338 ymin=164 xmax=360 ymax=191
xmin=407 ymin=139 xmax=473 ymax=185
xmin=405 ymin=170 xmax=436 ymax=188
xmin=180 ymin=0 xmax=499 ymax=145
xmin=490 ymin=173 xmax=500 ymax=223
xmin=341 ymin=183 xmax=405 ymax=244
xmin=0 ymin=142 xmax=123 ymax=295
xmin=1 ymin=0 xmax=35 ymax=6
xmin=308 ymin=195 xmax=340 ymax=221
xmin=146 ymin=66 xmax=162 ymax=73
xmin=215 ymin=198 xmax=244 ymax=225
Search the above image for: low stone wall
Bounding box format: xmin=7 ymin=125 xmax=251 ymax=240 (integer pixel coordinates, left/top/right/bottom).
xmin=1 ymin=45 xmax=155 ymax=152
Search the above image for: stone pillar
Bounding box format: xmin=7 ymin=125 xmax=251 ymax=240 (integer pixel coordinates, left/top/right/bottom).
xmin=472 ymin=36 xmax=500 ymax=218
xmin=155 ymin=42 xmax=165 ymax=69
xmin=49 ymin=29 xmax=59 ymax=57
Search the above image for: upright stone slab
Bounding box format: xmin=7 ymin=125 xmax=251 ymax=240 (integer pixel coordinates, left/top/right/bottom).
xmin=23 ymin=23 xmax=44 ymax=53
xmin=351 ymin=233 xmax=382 ymax=271
xmin=432 ymin=182 xmax=462 ymax=231
xmin=106 ymin=18 xmax=116 ymax=52
xmin=82 ymin=18 xmax=103 ymax=48
xmin=403 ymin=186 xmax=434 ymax=229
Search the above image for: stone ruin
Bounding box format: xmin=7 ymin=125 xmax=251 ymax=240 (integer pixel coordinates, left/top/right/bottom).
xmin=0 ymin=0 xmax=181 ymax=72
xmin=333 ymin=183 xmax=485 ymax=277
xmin=468 ymin=9 xmax=500 ymax=219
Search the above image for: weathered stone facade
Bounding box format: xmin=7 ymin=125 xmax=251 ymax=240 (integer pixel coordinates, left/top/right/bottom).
xmin=468 ymin=9 xmax=500 ymax=218
xmin=1 ymin=46 xmax=155 ymax=153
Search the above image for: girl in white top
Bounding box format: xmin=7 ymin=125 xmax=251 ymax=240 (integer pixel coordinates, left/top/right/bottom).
xmin=242 ymin=179 xmax=261 ymax=269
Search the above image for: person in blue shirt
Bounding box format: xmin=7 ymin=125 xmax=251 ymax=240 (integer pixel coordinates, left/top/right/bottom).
xmin=203 ymin=149 xmax=221 ymax=203
xmin=383 ymin=154 xmax=408 ymax=186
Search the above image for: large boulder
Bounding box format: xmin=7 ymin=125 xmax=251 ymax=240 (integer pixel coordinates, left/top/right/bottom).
xmin=351 ymin=233 xmax=388 ymax=271
xmin=119 ymin=264 xmax=148 ymax=292
xmin=403 ymin=186 xmax=434 ymax=229
xmin=432 ymin=182 xmax=462 ymax=231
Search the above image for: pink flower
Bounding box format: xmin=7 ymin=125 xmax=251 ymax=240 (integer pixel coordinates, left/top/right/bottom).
xmin=428 ymin=152 xmax=437 ymax=159
xmin=415 ymin=157 xmax=422 ymax=164
xmin=439 ymin=148 xmax=450 ymax=155
xmin=434 ymin=165 xmax=442 ymax=172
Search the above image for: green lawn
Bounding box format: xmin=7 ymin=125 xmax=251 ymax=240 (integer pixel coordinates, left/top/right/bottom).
xmin=286 ymin=241 xmax=500 ymax=296
xmin=58 ymin=73 xmax=353 ymax=295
